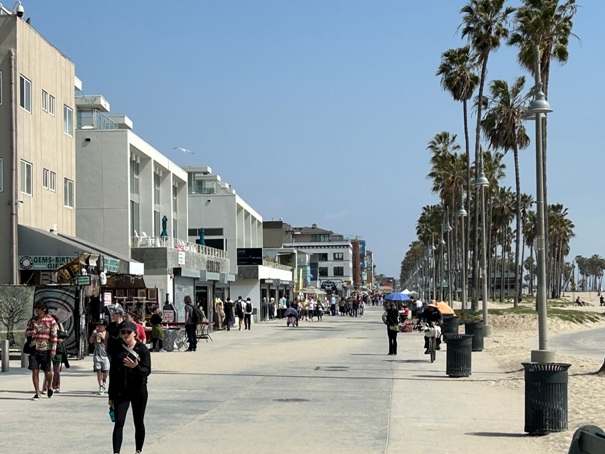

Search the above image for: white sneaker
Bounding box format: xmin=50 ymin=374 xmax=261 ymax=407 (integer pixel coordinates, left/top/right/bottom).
xmin=98 ymin=385 xmax=105 ymax=395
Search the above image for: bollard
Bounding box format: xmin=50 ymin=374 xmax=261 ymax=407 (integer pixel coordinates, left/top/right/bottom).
xmin=1 ymin=339 xmax=9 ymax=372
xmin=21 ymin=338 xmax=28 ymax=368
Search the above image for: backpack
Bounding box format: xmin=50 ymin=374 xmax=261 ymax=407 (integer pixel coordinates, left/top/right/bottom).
xmin=246 ymin=301 xmax=252 ymax=313
xmin=191 ymin=305 xmax=204 ymax=323
xmin=236 ymin=300 xmax=243 ymax=313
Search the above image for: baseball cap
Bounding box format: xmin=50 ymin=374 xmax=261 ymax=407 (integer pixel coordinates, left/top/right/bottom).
xmin=120 ymin=321 xmax=137 ymax=332
xmin=111 ymin=306 xmax=124 ymax=316
xmin=97 ymin=319 xmax=108 ymax=326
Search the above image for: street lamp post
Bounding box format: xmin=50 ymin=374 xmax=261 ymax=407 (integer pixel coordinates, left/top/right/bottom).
xmin=444 ymin=209 xmax=453 ymax=306
xmin=431 ymin=242 xmax=436 ymax=301
xmin=458 ymin=204 xmax=468 ymax=312
xmin=528 ymin=44 xmax=555 ymax=364
xmin=439 ymin=237 xmax=446 ymax=301
xmin=475 ymin=171 xmax=491 ymax=336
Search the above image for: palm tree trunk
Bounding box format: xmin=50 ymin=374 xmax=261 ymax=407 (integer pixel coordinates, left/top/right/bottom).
xmin=513 ymin=147 xmax=521 ymax=307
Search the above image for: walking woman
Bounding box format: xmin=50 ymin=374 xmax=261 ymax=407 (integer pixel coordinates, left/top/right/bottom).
xmin=150 ymin=306 xmax=164 ymax=352
xmin=108 ymin=320 xmax=151 ymax=454
xmin=384 ymin=301 xmax=399 ymax=356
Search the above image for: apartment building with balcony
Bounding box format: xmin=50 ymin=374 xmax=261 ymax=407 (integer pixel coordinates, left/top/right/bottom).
xmin=186 ymin=167 xmax=292 ymax=319
xmin=75 ymin=101 xmax=230 ymax=320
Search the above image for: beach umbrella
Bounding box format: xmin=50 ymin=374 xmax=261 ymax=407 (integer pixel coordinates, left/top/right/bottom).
xmin=429 ymin=301 xmax=455 ymax=315
xmin=384 ymin=292 xmax=410 ymax=302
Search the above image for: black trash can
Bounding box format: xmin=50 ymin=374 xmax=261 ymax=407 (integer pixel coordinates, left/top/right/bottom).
xmin=444 ymin=334 xmax=473 ymax=377
xmin=463 ymin=320 xmax=484 ymax=352
xmin=442 ymin=315 xmax=459 ymax=336
xmin=523 ymin=362 xmax=571 ymax=435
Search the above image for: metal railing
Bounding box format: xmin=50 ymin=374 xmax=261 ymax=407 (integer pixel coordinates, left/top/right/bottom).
xmin=130 ymin=235 xmax=227 ymax=259
xmin=77 ymin=110 xmax=119 ymax=130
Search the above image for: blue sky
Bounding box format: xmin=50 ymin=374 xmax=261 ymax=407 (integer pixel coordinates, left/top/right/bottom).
xmin=25 ymin=1 xmax=605 ymax=277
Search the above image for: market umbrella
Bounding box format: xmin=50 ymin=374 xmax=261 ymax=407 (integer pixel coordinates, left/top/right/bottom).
xmin=429 ymin=301 xmax=455 ymax=315
xmin=199 ymin=227 xmax=205 ymax=246
xmin=384 ymin=292 xmax=410 ymax=302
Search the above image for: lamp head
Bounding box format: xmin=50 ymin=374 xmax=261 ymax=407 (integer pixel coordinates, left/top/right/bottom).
xmin=475 ymin=172 xmax=489 ymax=188
xmin=458 ymin=207 xmax=467 ymax=217
xmin=528 ymin=90 xmax=552 ymax=114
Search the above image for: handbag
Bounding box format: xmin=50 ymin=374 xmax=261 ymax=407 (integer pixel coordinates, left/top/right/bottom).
xmin=389 ymin=325 xmax=399 ymax=332
xmin=23 ymin=335 xmax=36 ymax=354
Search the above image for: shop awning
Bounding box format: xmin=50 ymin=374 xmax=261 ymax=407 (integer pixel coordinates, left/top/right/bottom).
xmin=18 ymin=225 xmax=143 ymax=275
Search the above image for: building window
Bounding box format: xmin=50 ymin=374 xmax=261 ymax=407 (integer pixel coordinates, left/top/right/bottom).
xmin=49 ymin=171 xmax=56 ymax=192
xmin=154 ymin=210 xmax=160 ymax=237
xmin=42 ymin=90 xmax=48 ymax=112
xmin=20 ymin=160 xmax=32 ymax=195
xmin=43 ymin=168 xmax=49 ymax=188
xmin=334 ymin=266 xmax=344 ymax=276
xmin=317 ymin=253 xmax=328 ymax=261
xmin=312 ymin=234 xmax=329 ymax=242
xmin=20 ymin=75 xmax=31 ymax=112
xmin=333 ymin=252 xmax=344 ymax=261
xmin=130 ymin=200 xmax=140 ymax=236
xmin=319 ymin=267 xmax=328 ymax=277
xmin=48 ymin=95 xmax=55 ymax=115
xmin=0 ymin=158 xmax=3 ymax=192
xmin=154 ymin=173 xmax=161 ymax=205
xmin=63 ymin=178 xmax=74 ymax=207
xmin=173 ymin=184 xmax=178 ymax=215
xmin=130 ymin=160 xmax=139 ymax=195
xmin=63 ymin=105 xmax=73 ymax=135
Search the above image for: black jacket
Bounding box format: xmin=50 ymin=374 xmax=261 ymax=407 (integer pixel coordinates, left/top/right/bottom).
xmin=108 ymin=341 xmax=151 ymax=401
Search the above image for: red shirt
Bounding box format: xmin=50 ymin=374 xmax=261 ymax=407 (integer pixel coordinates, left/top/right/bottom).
xmin=27 ymin=315 xmax=58 ymax=353
xmin=136 ymin=322 xmax=146 ymax=343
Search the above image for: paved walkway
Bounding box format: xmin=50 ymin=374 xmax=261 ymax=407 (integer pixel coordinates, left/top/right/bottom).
xmin=0 ymin=308 xmax=560 ymax=453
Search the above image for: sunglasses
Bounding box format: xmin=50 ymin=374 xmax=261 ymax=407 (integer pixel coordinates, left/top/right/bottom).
xmin=120 ymin=330 xmax=133 ymax=335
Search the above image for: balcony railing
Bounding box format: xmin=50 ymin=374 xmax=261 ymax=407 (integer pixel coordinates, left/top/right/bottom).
xmin=77 ymin=110 xmax=119 ymax=131
xmin=130 ymin=235 xmax=227 ymax=259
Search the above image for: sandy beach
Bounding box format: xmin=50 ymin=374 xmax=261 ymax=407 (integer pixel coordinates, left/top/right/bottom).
xmin=461 ymin=291 xmax=605 ymax=452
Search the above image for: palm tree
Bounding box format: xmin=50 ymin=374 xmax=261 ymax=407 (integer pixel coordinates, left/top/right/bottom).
xmin=481 ymin=77 xmax=531 ymax=306
xmin=436 ymin=46 xmax=479 ymax=292
xmin=460 ymin=0 xmax=515 ymax=311
xmin=523 ymin=209 xmax=537 ymax=295
xmin=491 ymin=187 xmax=516 ymax=301
xmin=509 ymin=0 xmax=579 ymax=297
xmin=547 ymin=204 xmax=575 ymax=298
xmin=417 ymin=205 xmax=444 ymax=299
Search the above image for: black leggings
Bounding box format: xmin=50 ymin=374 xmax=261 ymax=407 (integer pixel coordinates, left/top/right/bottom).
xmin=113 ymin=386 xmax=148 ymax=453
xmin=387 ymin=327 xmax=398 ymax=354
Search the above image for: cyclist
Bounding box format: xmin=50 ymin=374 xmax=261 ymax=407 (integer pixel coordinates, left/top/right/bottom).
xmin=423 ymin=303 xmax=443 ymax=354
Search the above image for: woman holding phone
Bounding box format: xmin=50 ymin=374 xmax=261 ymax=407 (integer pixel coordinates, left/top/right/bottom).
xmin=108 ymin=320 xmax=151 ymax=454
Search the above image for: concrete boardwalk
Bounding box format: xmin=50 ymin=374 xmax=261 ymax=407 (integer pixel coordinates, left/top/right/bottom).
xmin=0 ymin=307 xmax=555 ymax=453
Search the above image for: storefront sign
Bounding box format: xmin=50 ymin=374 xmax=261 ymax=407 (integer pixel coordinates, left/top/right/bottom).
xmin=76 ymin=275 xmax=91 ymax=286
xmin=19 ymin=255 xmax=74 ymax=270
xmin=105 ymin=258 xmax=120 ymax=273
xmin=237 ymin=248 xmax=262 ymax=265
xmin=103 ymin=292 xmax=113 ymax=306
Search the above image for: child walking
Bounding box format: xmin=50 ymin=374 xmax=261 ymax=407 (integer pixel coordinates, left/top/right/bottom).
xmin=89 ymin=319 xmax=110 ymax=394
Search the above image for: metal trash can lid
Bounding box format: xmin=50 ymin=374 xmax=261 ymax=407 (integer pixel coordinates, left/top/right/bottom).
xmin=522 ymin=362 xmax=571 ymax=372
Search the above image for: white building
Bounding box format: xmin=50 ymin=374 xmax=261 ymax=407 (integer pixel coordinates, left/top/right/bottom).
xmin=186 ymin=167 xmax=292 ymax=320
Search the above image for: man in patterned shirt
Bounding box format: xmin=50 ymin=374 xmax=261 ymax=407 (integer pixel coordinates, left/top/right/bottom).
xmin=26 ymin=302 xmax=58 ymax=400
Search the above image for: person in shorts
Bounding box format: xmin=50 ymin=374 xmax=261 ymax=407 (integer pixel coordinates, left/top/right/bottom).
xmin=26 ymin=302 xmax=58 ymax=400
xmin=90 ymin=319 xmax=110 ymax=395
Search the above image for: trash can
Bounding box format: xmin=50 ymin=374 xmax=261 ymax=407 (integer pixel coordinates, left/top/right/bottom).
xmin=523 ymin=362 xmax=571 ymax=435
xmin=442 ymin=315 xmax=459 ymax=336
xmin=444 ymin=334 xmax=472 ymax=377
xmin=163 ymin=328 xmax=179 ymax=352
xmin=463 ymin=320 xmax=484 ymax=352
